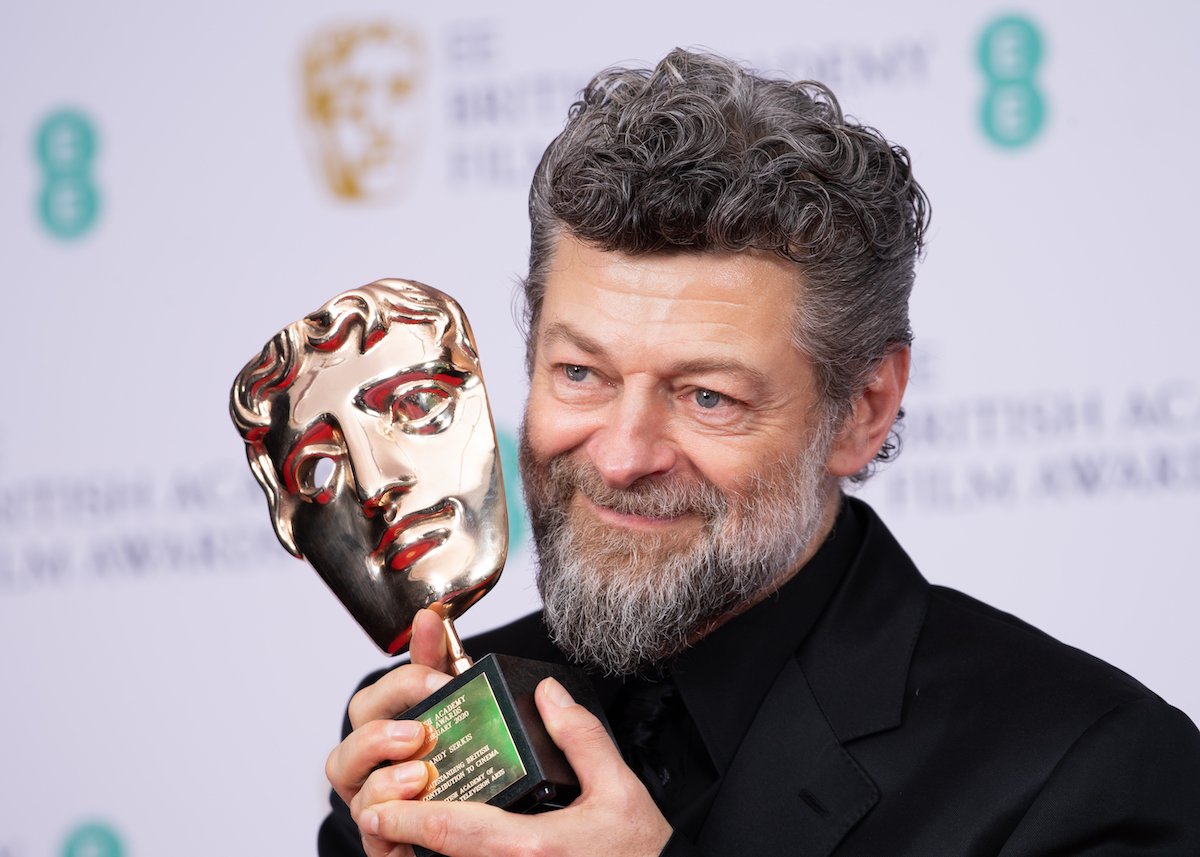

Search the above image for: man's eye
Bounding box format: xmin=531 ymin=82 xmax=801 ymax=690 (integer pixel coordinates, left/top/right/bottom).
xmin=563 ymin=365 xmax=590 ymax=382
xmin=694 ymin=389 xmax=724 ymax=409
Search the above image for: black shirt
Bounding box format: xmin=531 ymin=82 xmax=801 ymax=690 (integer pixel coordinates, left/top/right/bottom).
xmin=606 ymin=498 xmax=863 ymax=843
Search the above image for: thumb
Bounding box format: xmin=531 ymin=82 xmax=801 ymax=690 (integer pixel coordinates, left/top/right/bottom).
xmin=409 ymin=608 xmax=452 ymax=673
xmin=535 ymin=677 xmax=627 ymax=794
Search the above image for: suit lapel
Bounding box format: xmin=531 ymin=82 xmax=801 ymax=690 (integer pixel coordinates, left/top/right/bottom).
xmin=697 ymin=500 xmax=929 ymax=854
xmin=698 ymin=658 xmax=879 ymax=856
xmin=799 ymin=501 xmax=929 ymax=743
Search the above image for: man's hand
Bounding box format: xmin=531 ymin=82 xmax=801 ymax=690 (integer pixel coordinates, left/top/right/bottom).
xmin=325 ymin=608 xmax=673 ymax=857
xmin=325 ymin=608 xmax=457 ymax=857
xmin=356 ymin=676 xmax=672 ymax=857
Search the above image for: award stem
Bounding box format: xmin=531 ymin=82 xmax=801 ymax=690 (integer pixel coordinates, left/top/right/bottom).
xmin=442 ymin=616 xmax=474 ymax=677
xmin=426 ymin=602 xmax=475 ymax=676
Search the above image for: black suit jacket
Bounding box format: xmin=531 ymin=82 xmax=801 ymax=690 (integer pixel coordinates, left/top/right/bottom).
xmin=319 ymin=499 xmax=1200 ymax=855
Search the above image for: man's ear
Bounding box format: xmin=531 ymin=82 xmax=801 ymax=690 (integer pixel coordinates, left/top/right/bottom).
xmin=826 ymin=346 xmax=910 ymax=479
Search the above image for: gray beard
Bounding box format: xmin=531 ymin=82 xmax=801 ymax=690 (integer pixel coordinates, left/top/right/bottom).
xmin=520 ymin=425 xmax=835 ymax=676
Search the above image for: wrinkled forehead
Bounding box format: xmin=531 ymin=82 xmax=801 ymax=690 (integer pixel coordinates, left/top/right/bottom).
xmin=282 ymin=321 xmax=471 ymax=428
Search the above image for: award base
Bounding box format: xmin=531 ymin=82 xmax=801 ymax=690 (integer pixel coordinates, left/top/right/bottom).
xmin=398 ymin=653 xmax=605 ymax=818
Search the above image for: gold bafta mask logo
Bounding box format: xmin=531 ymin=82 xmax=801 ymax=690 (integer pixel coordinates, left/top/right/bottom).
xmin=231 ymin=281 xmax=507 ymax=654
xmin=302 ymin=23 xmax=427 ymax=201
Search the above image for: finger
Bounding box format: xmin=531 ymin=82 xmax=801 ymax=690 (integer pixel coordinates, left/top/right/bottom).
xmin=361 ymin=799 xmax=521 ymax=857
xmin=361 ymin=831 xmax=413 ymax=857
xmin=349 ymin=663 xmax=453 ymax=727
xmin=351 ymin=759 xmax=439 ymax=819
xmin=535 ymin=678 xmax=629 ymax=795
xmin=326 ymin=719 xmax=436 ymax=806
xmin=409 ymin=608 xmax=453 ymax=673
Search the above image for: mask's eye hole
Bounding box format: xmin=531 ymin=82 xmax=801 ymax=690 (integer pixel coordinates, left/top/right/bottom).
xmin=296 ymin=453 xmax=339 ymax=504
xmin=394 ymin=388 xmax=448 ymax=421
xmin=282 ymin=423 xmax=344 ymax=503
xmin=356 ymin=365 xmax=470 ymax=435
xmin=391 ymin=385 xmax=456 ymax=435
xmin=312 ymin=456 xmax=336 ymax=491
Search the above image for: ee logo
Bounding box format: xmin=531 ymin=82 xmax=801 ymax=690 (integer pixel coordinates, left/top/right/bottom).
xmin=35 ymin=109 xmax=102 ymax=239
xmin=61 ymin=822 xmax=123 ymax=857
xmin=978 ymin=15 xmax=1046 ymax=148
xmin=497 ymin=428 xmax=528 ymax=552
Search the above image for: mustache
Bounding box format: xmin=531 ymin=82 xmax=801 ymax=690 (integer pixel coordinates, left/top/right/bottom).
xmin=546 ymin=456 xmax=727 ymax=520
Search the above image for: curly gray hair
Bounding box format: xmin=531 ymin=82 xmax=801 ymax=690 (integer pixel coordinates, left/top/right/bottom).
xmin=522 ymin=48 xmax=929 ymax=480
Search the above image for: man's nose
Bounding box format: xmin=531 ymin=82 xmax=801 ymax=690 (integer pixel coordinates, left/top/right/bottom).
xmin=585 ymin=390 xmax=676 ymax=489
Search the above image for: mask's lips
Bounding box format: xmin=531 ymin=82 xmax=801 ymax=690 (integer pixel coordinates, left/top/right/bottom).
xmin=373 ymin=499 xmax=456 ymax=572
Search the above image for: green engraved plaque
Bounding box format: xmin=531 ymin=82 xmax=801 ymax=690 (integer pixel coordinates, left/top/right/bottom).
xmin=420 ymin=672 xmax=527 ymax=803
xmin=398 ymin=652 xmax=606 ymax=814
xmin=400 ymin=653 xmax=608 ymax=857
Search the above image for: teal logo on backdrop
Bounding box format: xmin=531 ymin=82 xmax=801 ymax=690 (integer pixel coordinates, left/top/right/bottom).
xmin=35 ymin=109 xmax=102 ymax=239
xmin=61 ymin=822 xmax=123 ymax=857
xmin=496 ymin=428 xmax=528 ymax=551
xmin=977 ymin=15 xmax=1045 ymax=148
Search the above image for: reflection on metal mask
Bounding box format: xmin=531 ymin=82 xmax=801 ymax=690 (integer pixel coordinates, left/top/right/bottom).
xmin=231 ymin=280 xmax=507 ymax=655
xmin=301 ymin=22 xmax=427 ymax=201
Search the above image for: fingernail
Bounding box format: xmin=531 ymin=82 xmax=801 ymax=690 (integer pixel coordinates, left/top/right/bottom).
xmin=388 ymin=720 xmax=424 ymax=742
xmin=392 ymin=760 xmax=429 ymax=785
xmin=360 ymin=810 xmax=379 ymax=836
xmin=426 ymin=672 xmax=451 ymax=694
xmin=543 ymin=677 xmax=574 ymax=708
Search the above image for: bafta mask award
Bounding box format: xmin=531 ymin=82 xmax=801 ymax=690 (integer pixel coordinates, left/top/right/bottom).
xmin=231 ymin=279 xmax=600 ymax=812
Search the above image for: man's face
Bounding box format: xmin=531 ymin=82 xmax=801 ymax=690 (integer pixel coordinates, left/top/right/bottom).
xmin=264 ymin=311 xmax=504 ymax=654
xmin=521 ymin=235 xmax=842 ymax=674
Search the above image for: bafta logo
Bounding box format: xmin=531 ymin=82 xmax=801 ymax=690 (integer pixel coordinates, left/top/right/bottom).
xmin=232 ymin=280 xmax=602 ymax=812
xmin=302 ymin=22 xmax=427 ymax=201
xmin=230 ymin=280 xmax=505 ymax=655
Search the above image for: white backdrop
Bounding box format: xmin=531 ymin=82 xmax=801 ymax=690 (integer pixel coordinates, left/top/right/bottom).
xmin=2 ymin=3 xmax=1197 ymax=854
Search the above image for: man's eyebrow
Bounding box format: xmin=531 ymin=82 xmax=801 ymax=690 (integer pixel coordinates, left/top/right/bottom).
xmin=670 ymin=357 xmax=772 ymax=392
xmin=539 ymin=322 xmax=607 ymax=356
xmin=541 ymin=321 xmax=771 ymax=391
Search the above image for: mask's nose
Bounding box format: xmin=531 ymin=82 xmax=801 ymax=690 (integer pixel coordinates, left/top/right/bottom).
xmin=342 ymin=424 xmax=416 ymax=514
xmin=361 ymin=481 xmax=415 ymax=519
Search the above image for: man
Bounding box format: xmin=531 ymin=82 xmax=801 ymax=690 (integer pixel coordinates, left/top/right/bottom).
xmin=319 ymin=49 xmax=1200 ymax=856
